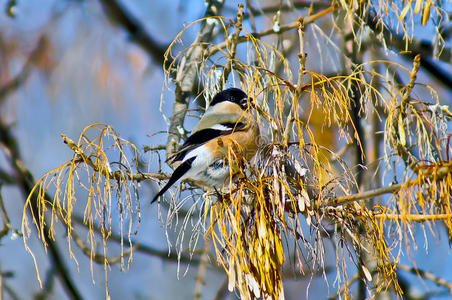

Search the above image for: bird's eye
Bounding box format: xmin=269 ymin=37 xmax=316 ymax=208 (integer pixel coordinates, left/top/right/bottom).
xmin=240 ymin=98 xmax=248 ymax=109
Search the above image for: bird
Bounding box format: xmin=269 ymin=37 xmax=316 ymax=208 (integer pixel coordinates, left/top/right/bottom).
xmin=151 ymin=87 xmax=259 ymax=203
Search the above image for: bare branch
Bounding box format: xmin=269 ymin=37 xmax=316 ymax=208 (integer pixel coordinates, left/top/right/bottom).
xmin=0 ymin=36 xmax=47 ymax=104
xmin=219 ymin=3 xmax=244 ymax=87
xmin=246 ymin=1 xmax=331 ymax=18
xmin=70 ymin=229 xmax=135 ymax=265
xmin=208 ymin=5 xmax=337 ymax=58
xmin=0 ymin=119 xmax=82 ymax=300
xmin=71 ymin=215 xmax=200 ymax=264
xmin=61 ymin=134 xmax=167 ymax=181
xmin=398 ymin=264 xmax=452 ymax=293
xmin=320 ymin=163 xmax=452 ymax=207
xmin=98 ymin=0 xmax=167 ymax=65
xmin=0 ymin=186 xmax=12 ymax=240
xmin=194 ymin=239 xmax=211 ymax=300
xmin=165 ymin=0 xmax=225 ymax=161
xmin=364 ymin=7 xmax=452 ymax=63
xmin=283 ymin=17 xmax=306 ymax=146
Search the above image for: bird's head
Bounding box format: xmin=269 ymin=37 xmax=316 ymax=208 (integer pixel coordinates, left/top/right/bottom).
xmin=209 ymin=88 xmax=253 ymax=110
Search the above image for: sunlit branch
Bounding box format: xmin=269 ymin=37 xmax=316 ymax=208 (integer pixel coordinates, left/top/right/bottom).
xmin=165 ymin=0 xmax=225 ymax=162
xmin=400 ymin=54 xmax=421 ymax=119
xmin=143 ymin=145 xmax=166 ymax=152
xmin=283 ymin=17 xmax=306 ymax=146
xmin=374 ymin=213 xmax=452 ymax=221
xmin=321 ymin=164 xmax=451 ymax=208
xmin=208 ymin=5 xmax=337 ymax=57
xmin=219 ymin=4 xmax=244 ymax=88
xmin=364 ymin=7 xmax=452 ymax=63
xmin=61 ymin=134 xmax=167 ymax=182
xmin=245 ymin=1 xmax=331 ymax=19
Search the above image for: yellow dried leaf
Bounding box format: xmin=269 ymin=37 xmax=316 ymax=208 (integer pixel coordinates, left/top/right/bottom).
xmin=245 ymin=273 xmax=261 ymax=298
xmin=414 ymin=0 xmax=423 ymax=14
xmin=422 ymin=0 xmax=432 ymax=25
xmin=258 ymin=212 xmax=267 ymax=239
xmin=417 ymin=191 xmax=425 ymax=207
xmin=275 ymin=235 xmax=284 ymax=265
xmin=228 ymin=257 xmax=236 ymax=292
xmin=362 ymin=265 xmax=373 ymax=282
xmin=399 ymin=1 xmax=412 ymax=21
xmin=298 ymin=194 xmax=305 ymax=212
xmin=398 ymin=114 xmax=406 ymax=146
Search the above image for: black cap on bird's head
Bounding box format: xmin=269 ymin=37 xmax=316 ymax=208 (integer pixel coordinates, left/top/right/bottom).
xmin=209 ymin=88 xmax=251 ymax=110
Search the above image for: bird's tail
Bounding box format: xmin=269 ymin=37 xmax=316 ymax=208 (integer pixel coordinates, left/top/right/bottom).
xmin=151 ymin=157 xmax=196 ymax=203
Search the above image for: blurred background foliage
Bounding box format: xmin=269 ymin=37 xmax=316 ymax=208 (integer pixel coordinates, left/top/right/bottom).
xmin=1 ymin=0 xmax=452 ymax=299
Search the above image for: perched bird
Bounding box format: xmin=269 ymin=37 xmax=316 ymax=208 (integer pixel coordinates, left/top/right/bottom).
xmin=151 ymin=88 xmax=259 ymax=203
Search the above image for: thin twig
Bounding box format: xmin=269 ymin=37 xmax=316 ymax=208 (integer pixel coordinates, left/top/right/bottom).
xmin=323 ymin=183 xmax=402 ymax=207
xmin=2 ymin=282 xmax=19 ymax=300
xmin=283 ymin=17 xmax=306 ymax=146
xmin=34 ymin=267 xmax=56 ymax=300
xmin=207 ymin=5 xmax=337 ymax=58
xmin=98 ymin=0 xmax=167 ymax=65
xmin=194 ymin=239 xmax=212 ymax=300
xmin=321 ymin=163 xmax=451 ymax=207
xmin=71 ymin=215 xmax=199 ymax=264
xmin=211 ymin=277 xmax=229 ymax=300
xmin=246 ymin=1 xmax=331 ymax=18
xmin=328 ymin=273 xmax=359 ymax=300
xmin=400 ymin=54 xmax=421 ymax=118
xmin=0 ymin=119 xmax=82 ymax=300
xmin=0 ymin=36 xmax=47 ymax=103
xmin=0 ymin=185 xmax=12 ymax=240
xmin=165 ymin=0 xmax=225 ymax=162
xmin=219 ymin=3 xmax=244 ymax=88
xmin=70 ymin=229 xmax=135 ymax=265
xmin=398 ymin=264 xmax=452 ymax=293
xmin=61 ymin=134 xmax=167 ymax=181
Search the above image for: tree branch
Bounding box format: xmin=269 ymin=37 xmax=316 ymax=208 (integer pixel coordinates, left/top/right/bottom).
xmin=61 ymin=133 xmax=167 ymax=181
xmin=165 ymin=0 xmax=225 ymax=161
xmin=207 ymin=5 xmax=336 ymax=58
xmin=98 ymin=0 xmax=168 ymax=65
xmin=364 ymin=7 xmax=452 ymax=64
xmin=71 ymin=214 xmax=199 ymax=264
xmin=320 ymin=162 xmax=452 ymax=208
xmin=398 ymin=264 xmax=452 ymax=293
xmin=0 ymin=36 xmax=47 ymax=104
xmin=0 ymin=120 xmax=82 ymax=300
xmin=0 ymin=185 xmax=13 ymax=240
xmin=246 ymin=0 xmax=331 ymax=19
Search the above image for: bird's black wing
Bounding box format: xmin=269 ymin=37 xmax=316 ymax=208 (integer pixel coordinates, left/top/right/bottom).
xmin=151 ymin=156 xmax=196 ymax=203
xmin=169 ymin=121 xmax=247 ymax=163
xmin=152 ymin=121 xmax=247 ymax=203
